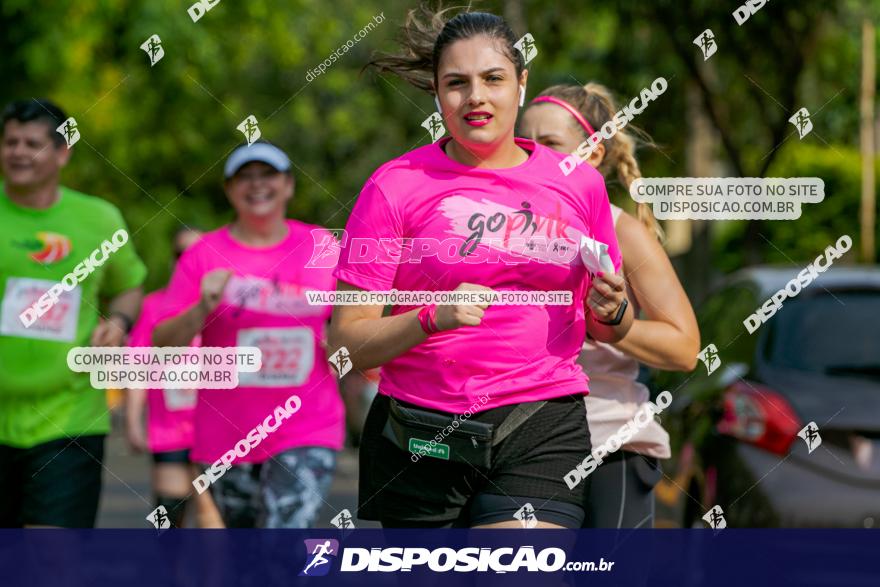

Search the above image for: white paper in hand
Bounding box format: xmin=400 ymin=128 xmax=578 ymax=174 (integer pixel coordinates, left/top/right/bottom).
xmin=580 ymin=235 xmax=615 ymax=274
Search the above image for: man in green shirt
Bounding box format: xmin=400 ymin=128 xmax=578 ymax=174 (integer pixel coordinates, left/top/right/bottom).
xmin=0 ymin=99 xmax=146 ymax=527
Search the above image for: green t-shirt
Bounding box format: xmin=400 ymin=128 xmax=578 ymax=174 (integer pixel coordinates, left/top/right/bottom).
xmin=0 ymin=184 xmax=147 ymax=448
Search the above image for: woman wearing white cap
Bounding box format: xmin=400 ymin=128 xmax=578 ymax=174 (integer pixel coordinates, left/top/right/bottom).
xmin=153 ymin=140 xmax=344 ymax=528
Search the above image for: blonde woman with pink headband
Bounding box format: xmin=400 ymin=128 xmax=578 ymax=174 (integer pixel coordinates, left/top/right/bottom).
xmin=522 ymin=84 xmax=700 ymax=528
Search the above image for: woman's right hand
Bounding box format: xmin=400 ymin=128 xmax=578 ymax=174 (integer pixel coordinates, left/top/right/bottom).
xmin=199 ymin=269 xmax=233 ymax=314
xmin=433 ymin=282 xmax=494 ymax=331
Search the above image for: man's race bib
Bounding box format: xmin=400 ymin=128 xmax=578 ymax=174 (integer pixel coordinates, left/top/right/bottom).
xmin=0 ymin=277 xmax=81 ymax=342
xmin=163 ymin=388 xmax=197 ymax=411
xmin=236 ymin=327 xmax=315 ymax=387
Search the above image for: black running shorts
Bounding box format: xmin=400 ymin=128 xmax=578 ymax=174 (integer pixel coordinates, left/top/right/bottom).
xmin=358 ymin=393 xmax=591 ymax=528
xmin=0 ymin=435 xmax=105 ymax=527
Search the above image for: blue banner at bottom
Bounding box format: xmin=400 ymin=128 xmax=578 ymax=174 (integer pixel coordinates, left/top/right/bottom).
xmin=0 ymin=529 xmax=877 ymax=586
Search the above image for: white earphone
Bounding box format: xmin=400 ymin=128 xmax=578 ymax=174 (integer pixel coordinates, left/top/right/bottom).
xmin=434 ymin=94 xmax=442 ymax=113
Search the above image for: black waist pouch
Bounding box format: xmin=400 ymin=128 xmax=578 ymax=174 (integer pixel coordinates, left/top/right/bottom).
xmin=381 ymin=397 xmax=547 ymax=470
xmin=382 ymin=398 xmax=495 ymax=469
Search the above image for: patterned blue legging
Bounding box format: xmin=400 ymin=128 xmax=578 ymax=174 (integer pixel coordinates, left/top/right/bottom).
xmin=207 ymin=447 xmax=336 ymax=528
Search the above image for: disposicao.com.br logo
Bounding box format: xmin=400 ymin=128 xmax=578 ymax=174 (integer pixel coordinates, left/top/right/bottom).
xmin=298 ymin=541 xmax=612 ymax=575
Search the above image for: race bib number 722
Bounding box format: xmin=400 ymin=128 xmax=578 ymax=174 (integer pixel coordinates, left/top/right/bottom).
xmin=235 ymin=327 xmax=314 ymax=388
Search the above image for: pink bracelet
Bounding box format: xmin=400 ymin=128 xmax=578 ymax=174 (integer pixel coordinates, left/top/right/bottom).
xmin=417 ymin=305 xmax=438 ymax=335
xmin=427 ymin=305 xmax=439 ymax=333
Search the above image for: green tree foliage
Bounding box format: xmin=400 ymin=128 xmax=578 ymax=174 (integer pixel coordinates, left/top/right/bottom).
xmin=714 ymin=145 xmax=879 ymax=274
xmin=0 ymin=0 xmax=873 ymax=290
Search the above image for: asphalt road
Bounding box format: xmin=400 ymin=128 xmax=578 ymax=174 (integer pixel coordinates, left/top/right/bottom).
xmin=96 ymin=413 xmax=378 ymax=528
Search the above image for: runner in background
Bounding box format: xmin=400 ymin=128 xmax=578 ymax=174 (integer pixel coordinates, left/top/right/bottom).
xmin=521 ymin=83 xmax=700 ymax=528
xmin=0 ymin=99 xmax=146 ymax=527
xmin=125 ymin=226 xmax=223 ymax=528
xmin=152 ymin=141 xmax=344 ymax=528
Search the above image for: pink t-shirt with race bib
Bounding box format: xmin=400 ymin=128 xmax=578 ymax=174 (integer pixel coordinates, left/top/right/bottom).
xmin=159 ymin=220 xmax=344 ymax=464
xmin=334 ymin=137 xmax=622 ymax=413
xmin=128 ymin=289 xmax=197 ymax=454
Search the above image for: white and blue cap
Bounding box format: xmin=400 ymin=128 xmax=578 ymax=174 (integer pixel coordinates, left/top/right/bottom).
xmin=223 ymin=141 xmax=291 ymax=179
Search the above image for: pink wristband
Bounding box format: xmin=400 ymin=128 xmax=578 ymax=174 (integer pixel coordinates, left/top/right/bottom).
xmin=427 ymin=305 xmax=439 ymax=333
xmin=417 ymin=305 xmax=438 ymax=335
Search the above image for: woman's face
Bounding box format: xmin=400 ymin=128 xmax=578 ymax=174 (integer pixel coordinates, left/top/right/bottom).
xmin=436 ymin=35 xmax=526 ymax=155
xmin=520 ymin=103 xmax=604 ymax=167
xmin=224 ymin=161 xmax=293 ymax=220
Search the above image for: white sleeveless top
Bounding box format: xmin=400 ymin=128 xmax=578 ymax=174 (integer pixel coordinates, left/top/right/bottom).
xmin=578 ymin=205 xmax=671 ymax=459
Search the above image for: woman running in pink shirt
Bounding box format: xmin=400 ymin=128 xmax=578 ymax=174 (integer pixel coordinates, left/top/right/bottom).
xmin=329 ymin=7 xmax=633 ymax=529
xmin=153 ymin=141 xmax=344 ymax=528
xmin=125 ymin=226 xmax=225 ymax=527
xmin=521 ymin=82 xmax=700 ymax=528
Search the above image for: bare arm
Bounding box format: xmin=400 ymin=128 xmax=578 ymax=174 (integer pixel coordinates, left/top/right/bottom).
xmin=611 ymin=213 xmax=700 ymax=371
xmin=123 ymin=387 xmax=148 ymax=452
xmin=327 ymin=284 xmax=425 ymax=370
xmin=109 ymin=286 xmax=143 ymax=323
xmin=153 ymin=269 xmax=231 ymax=347
xmin=327 ymin=281 xmax=490 ymax=371
xmin=153 ymin=302 xmax=209 ymax=347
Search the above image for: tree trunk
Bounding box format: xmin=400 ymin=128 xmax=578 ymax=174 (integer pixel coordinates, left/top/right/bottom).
xmin=503 ymin=0 xmax=526 ymax=37
xmin=679 ymin=81 xmax=723 ymax=300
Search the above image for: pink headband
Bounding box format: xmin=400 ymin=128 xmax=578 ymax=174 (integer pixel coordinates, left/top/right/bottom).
xmin=530 ymin=96 xmax=596 ymax=136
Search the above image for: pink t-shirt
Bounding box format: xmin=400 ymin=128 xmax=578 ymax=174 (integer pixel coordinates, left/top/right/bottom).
xmin=129 ymin=289 xmax=196 ymax=454
xmin=158 ymin=220 xmax=344 ymax=464
xmin=334 ymin=137 xmax=622 ymax=413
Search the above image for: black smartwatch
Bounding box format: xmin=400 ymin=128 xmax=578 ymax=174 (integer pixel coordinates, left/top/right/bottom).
xmin=109 ymin=311 xmax=134 ymax=334
xmin=596 ymin=298 xmax=628 ymax=326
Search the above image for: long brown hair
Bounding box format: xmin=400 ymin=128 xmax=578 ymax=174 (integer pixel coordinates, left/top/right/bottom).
xmin=365 ymin=3 xmax=523 ymax=94
xmin=535 ymin=83 xmax=664 ymax=241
